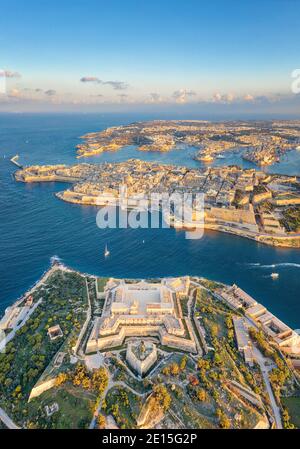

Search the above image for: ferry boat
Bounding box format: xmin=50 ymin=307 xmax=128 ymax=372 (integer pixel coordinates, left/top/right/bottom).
xmin=199 ymin=154 xmax=214 ymax=162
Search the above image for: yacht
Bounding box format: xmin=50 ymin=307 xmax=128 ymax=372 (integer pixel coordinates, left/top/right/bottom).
xmin=104 ymin=244 xmax=110 ymax=257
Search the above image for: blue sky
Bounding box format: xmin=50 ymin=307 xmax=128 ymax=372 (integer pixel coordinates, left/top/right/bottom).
xmin=0 ymin=0 xmax=300 ymax=113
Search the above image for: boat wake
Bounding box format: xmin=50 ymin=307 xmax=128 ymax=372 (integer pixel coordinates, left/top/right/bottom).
xmin=246 ymin=262 xmax=300 ymax=269
xmin=261 ymin=263 xmax=300 ymax=269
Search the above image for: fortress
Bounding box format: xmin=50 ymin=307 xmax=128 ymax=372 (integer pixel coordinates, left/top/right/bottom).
xmin=126 ymin=341 xmax=158 ymax=376
xmin=86 ymin=277 xmax=197 ymax=353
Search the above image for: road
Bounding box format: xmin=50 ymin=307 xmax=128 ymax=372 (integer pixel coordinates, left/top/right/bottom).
xmin=0 ymin=407 xmax=20 ymax=429
xmin=73 ymin=278 xmax=92 ymax=357
xmin=252 ymin=346 xmax=282 ymax=429
xmin=89 ymin=378 xmax=148 ymax=429
xmin=240 ymin=316 xmax=283 ymax=429
xmin=0 ymin=299 xmax=42 ymax=353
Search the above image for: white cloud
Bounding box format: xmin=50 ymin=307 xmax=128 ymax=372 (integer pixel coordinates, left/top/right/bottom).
xmin=212 ymin=92 xmax=235 ymax=103
xmin=44 ymin=89 xmax=56 ymax=96
xmin=172 ymin=89 xmax=196 ymax=103
xmin=80 ymin=76 xmax=128 ymax=90
xmin=9 ymin=88 xmax=21 ymax=97
xmin=244 ymin=94 xmax=254 ymax=102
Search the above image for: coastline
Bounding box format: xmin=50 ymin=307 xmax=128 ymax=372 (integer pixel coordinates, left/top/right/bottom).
xmin=2 ymin=260 xmax=299 ymax=347
xmin=14 ymin=167 xmax=300 ymax=249
xmin=1 ymin=260 xmax=299 ymax=430
xmin=53 ymin=190 xmax=300 ymax=248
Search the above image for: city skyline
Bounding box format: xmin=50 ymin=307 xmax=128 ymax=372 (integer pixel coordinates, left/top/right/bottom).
xmin=0 ymin=0 xmax=300 ymax=114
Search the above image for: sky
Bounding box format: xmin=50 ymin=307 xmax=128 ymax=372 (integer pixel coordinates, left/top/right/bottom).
xmin=0 ymin=0 xmax=300 ymax=114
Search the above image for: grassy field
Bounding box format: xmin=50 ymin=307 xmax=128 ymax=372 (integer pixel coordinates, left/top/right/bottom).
xmin=180 ymin=297 xmax=189 ymax=316
xmin=27 ymin=383 xmax=95 ymax=429
xmin=169 ymin=385 xmax=217 ymax=429
xmin=96 ymin=277 xmax=109 ymax=292
xmin=105 ymin=386 xmax=142 ymax=429
xmin=280 ymin=206 xmax=300 ymax=232
xmin=282 ymin=396 xmax=300 ymax=428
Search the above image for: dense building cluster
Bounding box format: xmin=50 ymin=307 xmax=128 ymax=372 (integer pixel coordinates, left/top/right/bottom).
xmin=15 ymin=159 xmax=300 ymax=247
xmin=75 ymin=120 xmax=300 ymax=166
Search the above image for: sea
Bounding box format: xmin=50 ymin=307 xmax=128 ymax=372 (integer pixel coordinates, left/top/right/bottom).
xmin=0 ymin=112 xmax=299 ymax=328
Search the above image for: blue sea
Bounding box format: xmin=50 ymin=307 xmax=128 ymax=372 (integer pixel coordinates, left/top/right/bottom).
xmin=0 ymin=113 xmax=300 ymax=328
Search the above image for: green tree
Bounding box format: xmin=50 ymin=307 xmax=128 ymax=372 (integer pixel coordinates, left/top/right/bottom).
xmin=97 ymin=414 xmax=106 ymax=429
xmin=197 ymin=388 xmax=207 ymax=402
xmin=152 ymin=384 xmax=171 ymax=411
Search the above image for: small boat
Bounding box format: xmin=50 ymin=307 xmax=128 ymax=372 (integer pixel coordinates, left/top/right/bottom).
xmin=216 ymin=154 xmax=225 ymax=159
xmin=271 ymin=272 xmax=279 ymax=279
xmin=104 ymin=244 xmax=110 ymax=257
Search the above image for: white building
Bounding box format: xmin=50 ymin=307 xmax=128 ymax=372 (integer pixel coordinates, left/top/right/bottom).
xmin=86 ymin=277 xmax=197 ymax=353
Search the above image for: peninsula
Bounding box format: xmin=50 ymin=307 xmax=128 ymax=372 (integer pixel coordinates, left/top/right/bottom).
xmin=15 ymin=160 xmax=300 ymax=247
xmin=76 ymin=120 xmax=300 ymax=166
xmin=0 ymin=262 xmax=299 ymax=429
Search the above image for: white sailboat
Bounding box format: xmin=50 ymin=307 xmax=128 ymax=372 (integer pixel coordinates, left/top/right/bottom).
xmin=104 ymin=244 xmax=110 ymax=257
